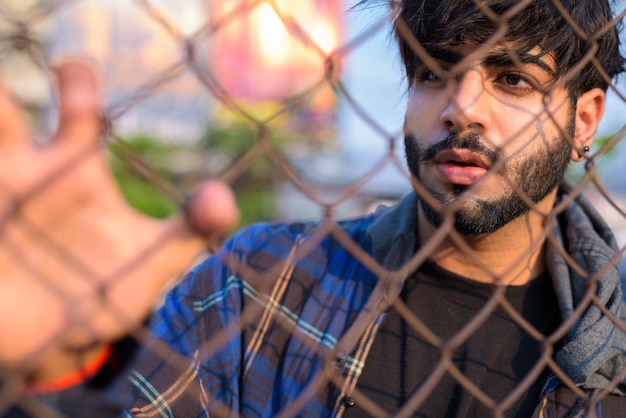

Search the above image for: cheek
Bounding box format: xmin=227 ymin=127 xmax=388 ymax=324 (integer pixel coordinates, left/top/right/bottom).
xmin=543 ymin=97 xmax=573 ymax=137
xmin=492 ymin=105 xmax=548 ymax=152
xmin=497 ymin=94 xmax=570 ymax=145
xmin=405 ymin=91 xmax=446 ymax=137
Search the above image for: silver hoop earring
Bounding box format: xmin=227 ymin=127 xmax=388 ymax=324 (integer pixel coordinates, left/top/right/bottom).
xmin=577 ymin=145 xmax=590 ymax=158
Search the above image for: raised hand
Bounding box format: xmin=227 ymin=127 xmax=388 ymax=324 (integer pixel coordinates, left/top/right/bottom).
xmin=0 ymin=60 xmax=238 ymax=386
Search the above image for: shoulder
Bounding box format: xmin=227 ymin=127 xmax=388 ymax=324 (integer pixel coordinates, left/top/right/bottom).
xmin=220 ymin=215 xmax=378 ymax=264
xmin=180 ymin=215 xmax=377 ymax=289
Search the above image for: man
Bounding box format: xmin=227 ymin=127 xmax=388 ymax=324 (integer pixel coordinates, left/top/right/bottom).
xmin=0 ymin=0 xmax=625 ymax=417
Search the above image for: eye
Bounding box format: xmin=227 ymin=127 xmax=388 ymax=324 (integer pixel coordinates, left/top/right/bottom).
xmin=503 ymin=73 xmax=523 ymax=85
xmin=414 ymin=67 xmax=448 ymax=87
xmin=421 ymin=70 xmax=440 ymax=82
xmin=495 ymin=72 xmax=536 ymax=93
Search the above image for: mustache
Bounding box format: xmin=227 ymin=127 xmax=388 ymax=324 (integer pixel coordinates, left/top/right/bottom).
xmin=420 ymin=133 xmax=499 ymax=165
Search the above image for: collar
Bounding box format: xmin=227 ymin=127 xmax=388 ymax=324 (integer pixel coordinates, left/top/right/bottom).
xmin=366 ymin=192 xmax=419 ymax=269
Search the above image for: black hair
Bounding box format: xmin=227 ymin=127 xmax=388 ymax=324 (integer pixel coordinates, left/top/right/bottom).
xmin=357 ymin=0 xmax=625 ymax=96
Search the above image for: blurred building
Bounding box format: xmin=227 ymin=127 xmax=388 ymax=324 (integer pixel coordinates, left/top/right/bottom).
xmin=37 ymin=0 xmax=345 ymax=146
xmin=44 ymin=0 xmax=212 ymax=142
xmin=206 ymin=0 xmax=343 ymax=152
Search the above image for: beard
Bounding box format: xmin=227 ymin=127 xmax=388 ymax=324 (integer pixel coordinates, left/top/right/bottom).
xmin=405 ymin=125 xmax=573 ymax=235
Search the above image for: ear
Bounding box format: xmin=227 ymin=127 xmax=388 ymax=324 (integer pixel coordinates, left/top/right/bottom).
xmin=571 ymin=88 xmax=605 ymax=162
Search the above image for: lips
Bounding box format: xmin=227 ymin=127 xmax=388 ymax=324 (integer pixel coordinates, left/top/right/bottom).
xmin=434 ymin=149 xmax=490 ymax=185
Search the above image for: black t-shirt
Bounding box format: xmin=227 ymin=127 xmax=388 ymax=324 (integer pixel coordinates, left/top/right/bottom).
xmin=346 ymin=261 xmax=561 ymax=418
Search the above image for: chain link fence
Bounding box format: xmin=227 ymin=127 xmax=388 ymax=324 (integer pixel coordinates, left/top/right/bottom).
xmin=1 ymin=0 xmax=626 ymax=416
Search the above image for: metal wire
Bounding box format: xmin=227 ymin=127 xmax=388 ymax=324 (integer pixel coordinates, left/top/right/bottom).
xmin=0 ymin=0 xmax=625 ymax=416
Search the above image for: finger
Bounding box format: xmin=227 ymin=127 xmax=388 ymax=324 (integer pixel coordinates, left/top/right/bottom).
xmin=53 ymin=59 xmax=102 ymax=145
xmin=185 ymin=179 xmax=240 ymax=238
xmin=0 ymin=81 xmax=30 ymax=148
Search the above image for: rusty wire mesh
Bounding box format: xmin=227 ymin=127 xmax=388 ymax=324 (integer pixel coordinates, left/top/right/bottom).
xmin=1 ymin=0 xmax=626 ymax=416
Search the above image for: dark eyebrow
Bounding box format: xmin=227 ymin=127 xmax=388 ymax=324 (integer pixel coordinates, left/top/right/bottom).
xmin=426 ymin=48 xmax=464 ymax=64
xmin=423 ymin=47 xmax=556 ymax=77
xmin=483 ymin=51 xmax=556 ymax=76
xmin=428 ymin=48 xmax=556 ymax=77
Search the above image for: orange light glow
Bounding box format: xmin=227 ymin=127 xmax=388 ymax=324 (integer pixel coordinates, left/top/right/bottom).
xmin=210 ymin=0 xmax=342 ymax=102
xmin=256 ymin=3 xmax=290 ymax=66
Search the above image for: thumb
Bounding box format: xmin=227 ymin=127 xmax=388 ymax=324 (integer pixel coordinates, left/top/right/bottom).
xmin=185 ymin=179 xmax=240 ymax=238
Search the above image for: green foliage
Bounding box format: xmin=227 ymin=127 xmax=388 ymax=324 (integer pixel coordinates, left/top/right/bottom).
xmin=594 ymin=133 xmax=621 ymax=155
xmin=109 ymin=123 xmax=281 ymax=227
xmin=202 ymin=122 xmax=281 ymax=225
xmin=108 ymin=135 xmax=179 ymax=219
xmin=566 ymin=132 xmax=622 ymax=181
xmin=203 ymin=122 xmax=258 ymax=153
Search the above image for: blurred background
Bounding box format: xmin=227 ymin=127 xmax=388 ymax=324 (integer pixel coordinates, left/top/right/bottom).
xmin=1 ymin=0 xmax=624 ymax=256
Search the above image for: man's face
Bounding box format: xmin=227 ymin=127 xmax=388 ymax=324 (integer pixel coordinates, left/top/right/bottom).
xmin=404 ymin=44 xmax=575 ymax=234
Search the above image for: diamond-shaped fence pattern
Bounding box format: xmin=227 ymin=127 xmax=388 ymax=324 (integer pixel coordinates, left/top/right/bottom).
xmin=1 ymin=0 xmax=626 ymax=417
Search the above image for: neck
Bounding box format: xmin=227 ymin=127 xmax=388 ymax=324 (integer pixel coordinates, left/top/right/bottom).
xmin=417 ymin=191 xmax=557 ymax=286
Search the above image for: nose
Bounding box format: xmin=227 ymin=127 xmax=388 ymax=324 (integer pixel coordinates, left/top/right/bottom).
xmin=440 ymin=68 xmax=492 ymax=134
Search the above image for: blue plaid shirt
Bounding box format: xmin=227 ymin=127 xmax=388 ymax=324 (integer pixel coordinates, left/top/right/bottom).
xmin=123 ymin=186 xmax=626 ymax=417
